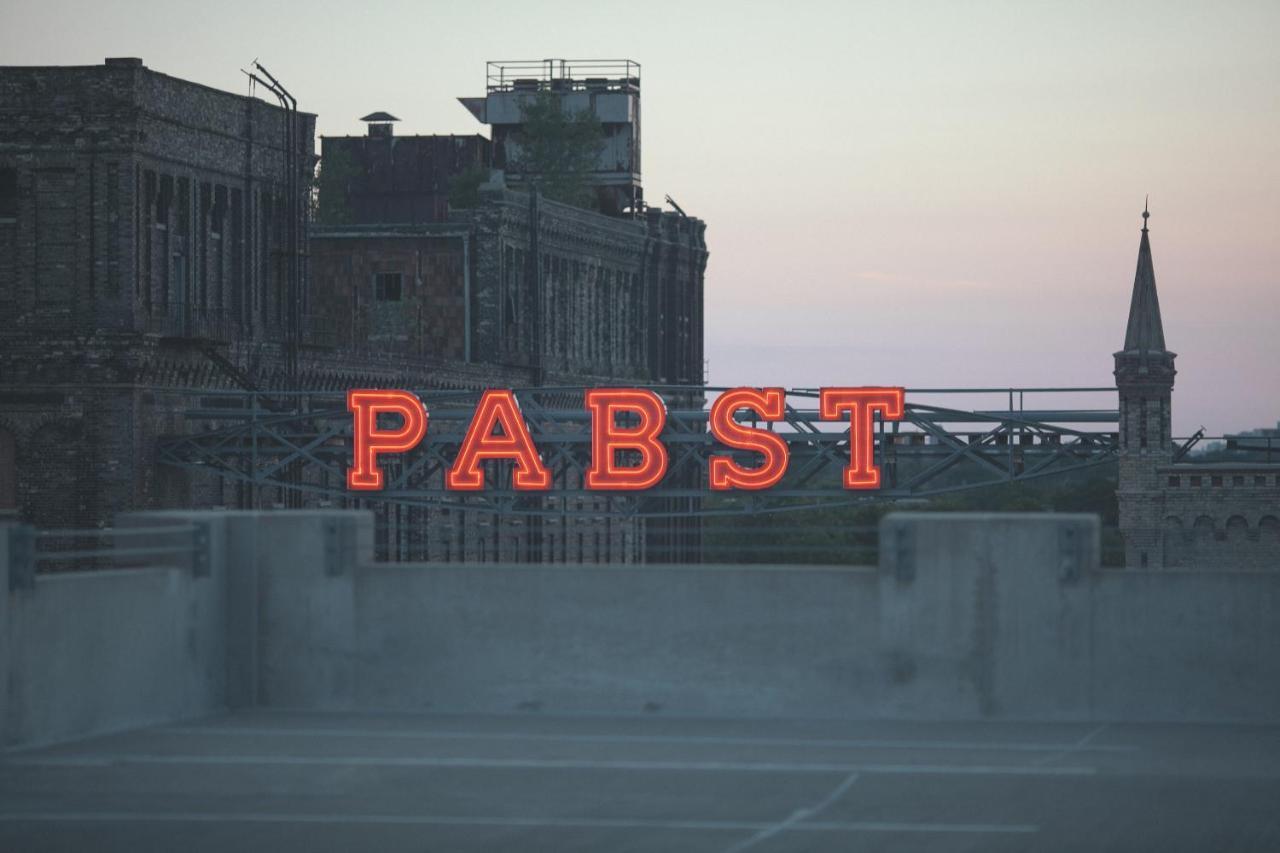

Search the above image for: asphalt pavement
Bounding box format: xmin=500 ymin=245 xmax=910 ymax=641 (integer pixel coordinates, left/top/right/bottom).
xmin=3 ymin=710 xmax=1280 ymax=852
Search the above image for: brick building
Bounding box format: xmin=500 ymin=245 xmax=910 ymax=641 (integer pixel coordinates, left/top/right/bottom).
xmin=0 ymin=58 xmax=708 ymax=563
xmin=0 ymin=57 xmax=316 ymax=527
xmin=310 ymin=60 xmax=706 ymax=560
xmin=1114 ymin=207 xmax=1279 ymax=569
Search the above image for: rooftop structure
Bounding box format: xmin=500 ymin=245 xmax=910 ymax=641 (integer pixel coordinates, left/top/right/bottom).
xmin=458 ymin=59 xmax=643 ymax=216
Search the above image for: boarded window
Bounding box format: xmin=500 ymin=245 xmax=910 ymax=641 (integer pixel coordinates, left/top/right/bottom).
xmin=0 ymin=168 xmax=16 ymax=219
xmin=374 ymin=272 xmax=402 ymax=302
xmin=0 ymin=428 xmax=15 ymax=511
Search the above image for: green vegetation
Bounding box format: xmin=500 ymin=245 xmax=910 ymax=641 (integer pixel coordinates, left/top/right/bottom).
xmin=511 ymin=92 xmax=604 ymax=209
xmin=447 ymin=164 xmax=491 ymax=210
xmin=700 ymin=466 xmax=1122 ymax=566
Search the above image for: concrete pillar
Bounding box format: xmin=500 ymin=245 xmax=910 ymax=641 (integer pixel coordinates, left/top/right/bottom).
xmin=879 ymin=512 xmax=1099 ymax=720
xmin=115 ymin=509 xmax=373 ymax=710
xmin=251 ymin=511 xmax=373 ymax=709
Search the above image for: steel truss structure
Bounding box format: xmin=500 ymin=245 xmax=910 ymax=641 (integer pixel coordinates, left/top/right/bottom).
xmin=157 ymin=386 xmax=1123 ymax=519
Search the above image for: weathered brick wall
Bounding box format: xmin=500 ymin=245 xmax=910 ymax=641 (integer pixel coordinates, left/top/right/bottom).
xmin=0 ymin=59 xmax=315 ymax=531
xmin=0 ymin=61 xmax=709 ymax=565
xmin=322 ymin=133 xmax=489 ymax=225
xmin=310 ymin=231 xmax=469 ymax=361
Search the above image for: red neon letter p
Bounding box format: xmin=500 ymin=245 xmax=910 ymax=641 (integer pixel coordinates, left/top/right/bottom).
xmin=347 ymin=389 xmax=428 ymax=491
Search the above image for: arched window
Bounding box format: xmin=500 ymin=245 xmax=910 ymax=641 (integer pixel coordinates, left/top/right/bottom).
xmin=1259 ymin=516 xmax=1280 ymax=545
xmin=1162 ymin=516 xmax=1185 ymax=567
xmin=1226 ymin=516 xmax=1250 ymax=540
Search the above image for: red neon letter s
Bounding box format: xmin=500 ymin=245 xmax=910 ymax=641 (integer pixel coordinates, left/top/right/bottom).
xmin=818 ymin=387 xmax=905 ymax=490
xmin=585 ymin=389 xmax=668 ymax=490
xmin=347 ymin=389 xmax=428 ymax=491
xmin=708 ymin=387 xmax=790 ymax=491
xmin=446 ymin=389 xmax=551 ymax=491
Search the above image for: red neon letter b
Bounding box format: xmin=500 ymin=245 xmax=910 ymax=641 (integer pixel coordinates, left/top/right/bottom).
xmin=585 ymin=389 xmax=668 ymax=490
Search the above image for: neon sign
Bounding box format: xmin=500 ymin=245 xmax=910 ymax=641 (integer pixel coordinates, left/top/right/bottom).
xmin=347 ymin=387 xmax=905 ymax=492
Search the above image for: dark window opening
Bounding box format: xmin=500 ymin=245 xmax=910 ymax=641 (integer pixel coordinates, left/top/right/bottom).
xmin=0 ymin=167 xmax=17 ymax=220
xmin=375 ymin=272 xmax=403 ymax=302
xmin=1168 ymin=476 xmax=1180 ymax=487
xmin=1211 ymin=476 xmax=1223 ymax=487
xmin=156 ymin=174 xmax=172 ymax=226
xmin=176 ymin=177 xmax=190 ymax=236
xmin=211 ymin=185 xmax=227 ymax=238
xmin=0 ymin=428 xmax=16 ymax=512
xmin=1232 ymin=475 xmax=1244 ymax=486
xmin=1256 ymin=476 xmax=1267 ymax=487
xmin=1190 ymin=476 xmax=1202 ymax=487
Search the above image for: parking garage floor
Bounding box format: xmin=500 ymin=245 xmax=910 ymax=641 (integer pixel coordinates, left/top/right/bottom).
xmin=3 ymin=711 xmax=1280 ymax=852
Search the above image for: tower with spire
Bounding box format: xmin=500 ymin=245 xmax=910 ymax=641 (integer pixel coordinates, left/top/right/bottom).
xmin=1114 ymin=200 xmax=1176 ymax=568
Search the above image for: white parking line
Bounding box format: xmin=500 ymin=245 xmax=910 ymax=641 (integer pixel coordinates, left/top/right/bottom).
xmin=1035 ymin=723 xmax=1111 ymax=766
xmin=161 ymin=724 xmax=1138 ymax=753
xmin=5 ymin=753 xmax=1097 ymax=775
xmin=722 ymin=771 xmax=861 ymax=852
xmin=0 ymin=811 xmax=1040 ymax=834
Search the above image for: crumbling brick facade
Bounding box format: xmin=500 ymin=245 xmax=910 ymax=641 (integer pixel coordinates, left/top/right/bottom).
xmin=0 ymin=59 xmax=709 ymax=564
xmin=0 ymin=58 xmax=317 ymax=528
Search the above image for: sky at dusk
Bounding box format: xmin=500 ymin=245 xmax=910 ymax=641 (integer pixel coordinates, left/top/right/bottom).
xmin=3 ymin=0 xmax=1277 ymax=435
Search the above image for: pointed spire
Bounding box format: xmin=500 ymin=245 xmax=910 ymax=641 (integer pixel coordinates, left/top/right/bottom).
xmin=1123 ymin=200 xmax=1166 ymax=352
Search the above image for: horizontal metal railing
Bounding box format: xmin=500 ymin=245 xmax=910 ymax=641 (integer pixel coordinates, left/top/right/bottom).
xmin=369 ymin=518 xmax=1128 ymax=568
xmin=7 ymin=523 xmax=209 ymax=589
xmin=486 ymin=59 xmax=640 ymax=93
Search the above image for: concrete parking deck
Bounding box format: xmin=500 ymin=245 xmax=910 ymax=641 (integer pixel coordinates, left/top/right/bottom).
xmin=3 ymin=712 xmax=1280 ymax=852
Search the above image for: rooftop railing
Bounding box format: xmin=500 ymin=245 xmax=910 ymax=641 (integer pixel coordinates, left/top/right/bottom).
xmin=486 ymin=59 xmax=640 ymax=94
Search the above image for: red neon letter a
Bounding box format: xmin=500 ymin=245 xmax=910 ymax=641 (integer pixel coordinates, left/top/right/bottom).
xmin=708 ymin=387 xmax=790 ymax=491
xmin=585 ymin=389 xmax=668 ymax=490
xmin=446 ymin=390 xmax=551 ymax=491
xmin=347 ymin=389 xmax=428 ymax=491
xmin=818 ymin=387 xmax=905 ymax=490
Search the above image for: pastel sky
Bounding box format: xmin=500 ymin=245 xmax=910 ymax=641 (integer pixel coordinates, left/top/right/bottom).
xmin=3 ymin=0 xmax=1277 ymax=434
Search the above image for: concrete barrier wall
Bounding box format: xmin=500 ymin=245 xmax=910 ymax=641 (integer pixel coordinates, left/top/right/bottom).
xmin=3 ymin=568 xmax=223 ymax=748
xmin=878 ymin=513 xmax=1097 ymax=720
xmin=1 ymin=513 xmax=231 ymax=748
xmin=348 ymin=563 xmax=881 ymax=717
xmin=1091 ymin=571 xmax=1280 ymax=721
xmin=5 ymin=509 xmax=1279 ymax=747
xmin=248 ymin=511 xmax=1279 ymax=723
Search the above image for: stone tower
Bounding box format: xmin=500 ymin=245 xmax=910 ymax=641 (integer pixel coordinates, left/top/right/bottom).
xmin=1114 ymin=203 xmax=1176 ymax=568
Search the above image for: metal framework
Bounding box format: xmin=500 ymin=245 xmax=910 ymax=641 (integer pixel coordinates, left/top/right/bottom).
xmin=158 ymin=386 xmax=1123 ymax=519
